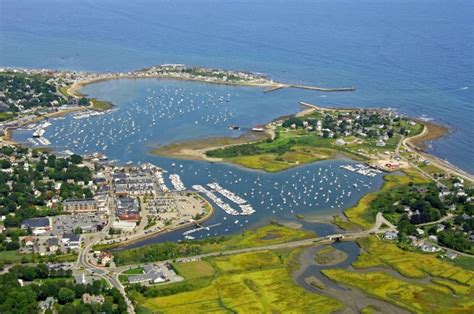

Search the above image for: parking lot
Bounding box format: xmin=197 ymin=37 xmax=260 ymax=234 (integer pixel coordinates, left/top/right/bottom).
xmin=51 ymin=213 xmax=106 ymax=235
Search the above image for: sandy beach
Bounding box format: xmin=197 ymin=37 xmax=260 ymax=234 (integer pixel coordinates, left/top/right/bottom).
xmin=403 ymin=121 xmax=474 ymax=182
xmin=150 ymin=131 xmax=272 ymax=162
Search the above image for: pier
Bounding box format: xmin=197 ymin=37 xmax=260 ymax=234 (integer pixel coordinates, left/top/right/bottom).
xmin=183 ymin=223 xmax=222 ymax=237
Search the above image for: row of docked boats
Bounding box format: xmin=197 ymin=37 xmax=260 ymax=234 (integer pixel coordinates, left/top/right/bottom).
xmin=207 ymin=182 xmax=255 ymax=215
xmin=169 ymin=174 xmax=186 ymax=191
xmin=339 ymin=164 xmax=382 ymax=177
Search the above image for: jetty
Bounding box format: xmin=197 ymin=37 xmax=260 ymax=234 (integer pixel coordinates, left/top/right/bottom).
xmin=264 ymin=83 xmax=355 ymax=94
xmin=290 ymin=84 xmax=355 ymax=92
xmin=299 ymin=102 xmax=356 ymax=113
xmin=263 ymin=85 xmax=287 ymax=93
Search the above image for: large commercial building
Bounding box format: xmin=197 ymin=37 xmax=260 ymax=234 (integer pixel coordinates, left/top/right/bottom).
xmin=62 ymin=199 xmax=98 ymax=212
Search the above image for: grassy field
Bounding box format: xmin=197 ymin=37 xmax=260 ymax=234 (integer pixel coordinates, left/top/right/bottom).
xmin=211 ymin=250 xmax=281 ymax=273
xmin=314 ymin=246 xmax=347 ymax=265
xmin=322 ymin=269 xmax=474 ymax=313
xmin=198 ymin=224 xmax=315 ymax=254
xmin=206 ymin=129 xmax=361 ymax=172
xmin=133 ymin=250 xmax=343 ymax=313
xmin=58 ymin=85 xmax=71 ymax=98
xmin=338 ymin=168 xmax=429 ymax=229
xmin=173 ymin=261 xmax=215 ymax=280
xmin=0 ymin=112 xmax=14 ymax=122
xmin=229 ymin=146 xmax=334 ymax=172
xmin=453 ymin=256 xmax=474 ymax=271
xmin=354 ymin=236 xmax=474 ymax=286
xmin=0 ymin=251 xmax=30 ymax=264
xmin=90 ymin=98 xmax=113 ymax=111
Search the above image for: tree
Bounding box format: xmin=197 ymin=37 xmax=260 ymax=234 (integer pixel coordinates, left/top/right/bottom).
xmin=367 ymin=129 xmax=378 ymax=138
xmin=6 ymin=241 xmax=20 ymax=251
xmin=1 ymin=159 xmax=11 ymax=169
xmin=78 ymin=97 xmax=89 ymax=106
xmin=58 ymin=287 xmax=75 ymax=304
xmin=69 ymin=154 xmax=82 ymax=164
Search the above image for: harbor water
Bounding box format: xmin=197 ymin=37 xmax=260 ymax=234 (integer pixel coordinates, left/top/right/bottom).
xmin=2 ymin=0 xmax=473 ymax=173
xmin=12 ymin=79 xmax=385 ymax=245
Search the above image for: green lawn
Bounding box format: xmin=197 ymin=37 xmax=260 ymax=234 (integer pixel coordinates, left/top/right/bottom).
xmin=0 ymin=251 xmax=32 ymax=264
xmin=173 ymin=261 xmax=215 ymax=280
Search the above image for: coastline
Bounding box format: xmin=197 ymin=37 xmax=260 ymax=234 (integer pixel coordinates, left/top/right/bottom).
xmin=150 ymin=103 xmax=473 ymax=182
xmin=408 ymin=119 xmax=448 ymax=151
xmin=403 ymin=120 xmax=474 ymax=182
xmin=2 ymin=105 xmax=87 ymax=146
xmin=149 ymin=130 xmax=272 ymax=162
xmin=66 ymin=75 xmax=282 ymax=99
xmin=105 ymin=193 xmax=216 ymax=251
xmin=2 ymin=65 xmax=472 ymax=182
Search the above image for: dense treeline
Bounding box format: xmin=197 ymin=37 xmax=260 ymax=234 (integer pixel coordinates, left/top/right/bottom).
xmin=373 ymin=177 xmax=474 ymax=254
xmin=0 ymin=147 xmax=93 ymax=232
xmin=207 ymin=138 xmax=295 ymax=158
xmin=114 ymin=242 xmax=202 ymax=265
xmin=0 ymin=264 xmax=127 ymax=313
xmin=437 ymin=229 xmax=472 ymax=253
xmin=113 ymin=236 xmax=228 ymax=265
xmin=372 ymin=183 xmax=446 ymax=225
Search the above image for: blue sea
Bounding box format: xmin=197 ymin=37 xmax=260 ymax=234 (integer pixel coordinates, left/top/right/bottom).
xmin=2 ymin=0 xmax=473 ymax=173
xmin=1 ymin=0 xmax=473 ymax=173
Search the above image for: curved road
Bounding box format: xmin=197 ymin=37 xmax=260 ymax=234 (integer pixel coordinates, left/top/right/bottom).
xmin=78 ymin=212 xmax=396 ymax=313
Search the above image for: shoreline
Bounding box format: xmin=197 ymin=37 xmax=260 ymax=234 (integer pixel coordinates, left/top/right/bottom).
xmin=105 ymin=193 xmax=216 ymax=251
xmin=403 ymin=120 xmax=474 ymax=182
xmin=66 ymin=75 xmax=281 ymax=99
xmin=149 ymin=130 xmax=273 ymax=163
xmin=2 ymin=66 xmax=472 ymax=182
xmin=150 ymin=103 xmax=472 ymax=182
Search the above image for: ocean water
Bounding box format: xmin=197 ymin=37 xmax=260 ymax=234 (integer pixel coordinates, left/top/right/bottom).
xmin=1 ymin=0 xmax=473 ymax=173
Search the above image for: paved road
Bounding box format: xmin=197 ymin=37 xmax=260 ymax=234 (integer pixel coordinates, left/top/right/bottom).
xmin=416 ymin=213 xmax=453 ymax=227
xmin=77 ymin=186 xmax=136 ymax=313
xmin=112 ymin=212 xmax=395 ymax=273
xmin=79 ymin=209 xmax=467 ymax=312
